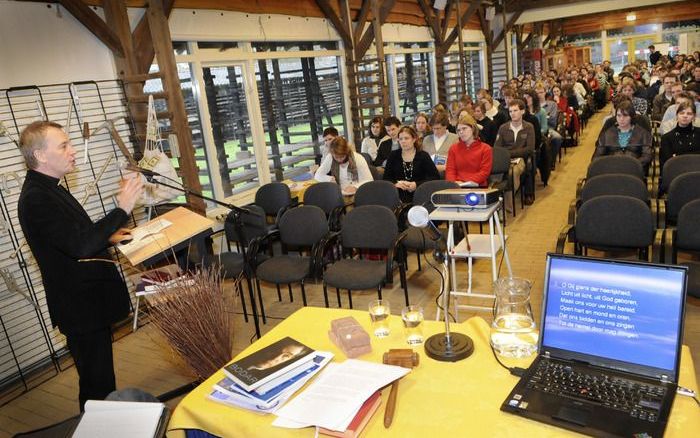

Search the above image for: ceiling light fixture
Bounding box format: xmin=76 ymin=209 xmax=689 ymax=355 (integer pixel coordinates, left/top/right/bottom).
xmin=626 ymin=13 xmax=636 ymax=22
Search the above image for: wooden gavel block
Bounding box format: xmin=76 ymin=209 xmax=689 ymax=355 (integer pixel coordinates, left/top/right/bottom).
xmin=382 ymin=349 xmax=419 ymax=428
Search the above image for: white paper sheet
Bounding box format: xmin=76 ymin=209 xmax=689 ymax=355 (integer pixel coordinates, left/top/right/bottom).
xmin=273 ymin=359 xmax=410 ymax=431
xmin=72 ymin=400 xmax=164 ymax=438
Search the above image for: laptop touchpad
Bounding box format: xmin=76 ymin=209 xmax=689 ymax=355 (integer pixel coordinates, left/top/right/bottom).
xmin=553 ymin=406 xmax=590 ymax=426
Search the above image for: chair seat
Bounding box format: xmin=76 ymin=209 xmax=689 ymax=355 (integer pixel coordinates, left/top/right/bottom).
xmin=201 ymin=252 xmax=269 ymax=279
xmin=681 ymin=261 xmax=700 ymax=299
xmin=256 ymin=255 xmax=311 ymax=284
xmin=324 ymin=259 xmax=386 ymax=290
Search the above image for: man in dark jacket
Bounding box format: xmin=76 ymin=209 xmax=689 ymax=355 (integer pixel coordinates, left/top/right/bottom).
xmin=494 ymin=99 xmax=536 ymax=205
xmin=649 ymin=45 xmax=661 ymax=66
xmin=17 ymin=121 xmax=142 ymax=410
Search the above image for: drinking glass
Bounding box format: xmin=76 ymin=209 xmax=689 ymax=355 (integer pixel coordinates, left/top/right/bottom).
xmin=401 ymin=305 xmax=424 ymax=345
xmin=368 ymin=299 xmax=390 ymax=337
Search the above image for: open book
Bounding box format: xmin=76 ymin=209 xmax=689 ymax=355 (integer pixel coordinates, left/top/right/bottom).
xmin=72 ymin=400 xmax=167 ymax=438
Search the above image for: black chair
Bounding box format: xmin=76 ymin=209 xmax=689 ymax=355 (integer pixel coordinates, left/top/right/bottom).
xmin=399 ymin=180 xmax=458 ymax=270
xmin=199 ymin=206 xmax=269 ymax=331
xmin=664 ymin=199 xmax=700 ymax=298
xmin=354 ymin=180 xmax=402 ymax=211
xmin=658 ymin=155 xmax=700 ymax=197
xmin=489 ymin=146 xmax=520 ymax=218
xmin=577 ymin=155 xmax=645 ymax=197
xmin=321 ymin=205 xmax=408 ymax=309
xmin=568 ymin=174 xmax=652 ymax=225
xmin=302 ymin=182 xmax=345 ymax=230
xmin=253 ymin=182 xmax=295 ymax=226
xmin=557 ymin=195 xmax=661 ymax=262
xmin=660 ymin=171 xmax=700 ymax=227
xmin=253 ymin=205 xmax=330 ymax=313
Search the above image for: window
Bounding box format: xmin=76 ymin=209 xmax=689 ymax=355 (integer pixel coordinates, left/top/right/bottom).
xmin=253 ymin=49 xmax=346 ymax=181
xmin=143 ymin=63 xmax=212 ymax=201
xmin=201 ymin=65 xmax=258 ymax=196
xmin=443 ymin=47 xmax=482 ymax=103
xmin=392 ymin=52 xmax=432 ymax=123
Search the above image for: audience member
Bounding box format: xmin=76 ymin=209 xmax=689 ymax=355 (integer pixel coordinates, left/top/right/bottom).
xmin=445 ymin=113 xmax=493 ymax=187
xmin=422 ymin=111 xmax=458 ymax=171
xmin=383 ymin=126 xmax=439 ymax=202
xmin=314 ymin=136 xmax=372 ymax=195
xmin=594 ymin=100 xmax=652 ymax=171
xmin=660 ymin=101 xmax=700 ymax=168
xmin=652 ymin=75 xmax=677 ymax=121
xmin=413 ymin=112 xmax=431 ymax=139
xmin=373 ymin=116 xmax=401 ymax=167
xmin=494 ymin=99 xmax=536 ymax=205
xmin=473 ymin=102 xmax=496 ymax=146
xmin=360 ymin=116 xmax=391 ymax=162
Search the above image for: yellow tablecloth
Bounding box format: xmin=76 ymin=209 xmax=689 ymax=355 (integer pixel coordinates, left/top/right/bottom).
xmin=167 ymin=307 xmax=700 ymax=437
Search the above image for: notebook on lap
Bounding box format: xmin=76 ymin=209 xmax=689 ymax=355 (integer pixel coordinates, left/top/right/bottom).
xmin=501 ymin=254 xmax=688 ymax=437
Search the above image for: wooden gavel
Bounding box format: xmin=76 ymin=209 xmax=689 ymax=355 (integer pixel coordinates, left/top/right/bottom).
xmin=382 ymin=349 xmax=419 ymax=428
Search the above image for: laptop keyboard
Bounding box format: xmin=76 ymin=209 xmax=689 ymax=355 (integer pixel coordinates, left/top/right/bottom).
xmin=527 ymin=360 xmax=667 ymax=423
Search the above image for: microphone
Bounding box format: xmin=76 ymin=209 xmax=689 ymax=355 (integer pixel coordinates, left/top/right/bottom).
xmin=125 ymin=164 xmax=162 ymax=178
xmin=407 ymin=206 xmax=442 ymax=242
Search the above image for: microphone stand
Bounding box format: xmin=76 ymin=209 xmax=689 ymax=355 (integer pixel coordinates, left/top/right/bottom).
xmin=142 ymin=173 xmax=262 ymax=339
xmin=424 ymin=229 xmax=474 ymax=362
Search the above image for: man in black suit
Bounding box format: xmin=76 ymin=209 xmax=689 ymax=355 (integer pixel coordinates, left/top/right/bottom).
xmin=17 ymin=121 xmax=142 ymax=411
xmin=649 ymin=45 xmax=661 ymax=66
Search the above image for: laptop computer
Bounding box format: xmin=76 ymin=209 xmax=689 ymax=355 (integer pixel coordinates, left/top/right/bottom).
xmin=501 ymin=254 xmax=688 ymax=437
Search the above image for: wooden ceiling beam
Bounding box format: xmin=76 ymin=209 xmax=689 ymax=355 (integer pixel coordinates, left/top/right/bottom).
xmin=492 ymin=8 xmax=522 ymax=49
xmin=416 ymin=0 xmax=441 ymax=40
xmin=355 ymin=0 xmax=396 ymax=59
xmin=477 ymin=5 xmax=492 ymax=47
xmin=440 ymin=0 xmax=455 ymax=42
xmin=315 ymin=0 xmax=353 ymax=46
xmin=354 ymin=0 xmax=372 ymax=44
xmin=132 ymin=0 xmax=175 ymax=75
xmin=442 ymin=0 xmax=482 ymax=52
xmin=57 ymin=0 xmax=124 ymax=56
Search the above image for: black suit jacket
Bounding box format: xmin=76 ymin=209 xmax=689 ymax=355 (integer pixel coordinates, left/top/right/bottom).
xmin=18 ymin=169 xmax=131 ymax=335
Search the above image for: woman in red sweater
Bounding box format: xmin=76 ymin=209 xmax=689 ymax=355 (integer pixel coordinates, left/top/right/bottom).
xmin=445 ymin=113 xmax=493 ymax=187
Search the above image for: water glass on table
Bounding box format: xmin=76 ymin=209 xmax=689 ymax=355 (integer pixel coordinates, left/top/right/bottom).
xmin=368 ymin=299 xmax=390 ymax=337
xmin=401 ymin=305 xmax=424 ymax=345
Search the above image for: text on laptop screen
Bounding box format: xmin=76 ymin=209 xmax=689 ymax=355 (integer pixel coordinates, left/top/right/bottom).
xmin=542 ymin=256 xmax=685 ymax=373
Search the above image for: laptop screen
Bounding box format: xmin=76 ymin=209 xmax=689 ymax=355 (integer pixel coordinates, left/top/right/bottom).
xmin=541 ymin=254 xmax=687 ymax=379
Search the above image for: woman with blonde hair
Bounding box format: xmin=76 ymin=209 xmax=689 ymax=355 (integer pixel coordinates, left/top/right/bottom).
xmin=314 ymin=136 xmax=373 ymax=195
xmin=445 ymin=113 xmax=493 ymax=187
xmin=383 ymin=126 xmax=439 ymax=202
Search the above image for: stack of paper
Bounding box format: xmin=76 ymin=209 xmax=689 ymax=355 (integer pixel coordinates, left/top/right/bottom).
xmin=209 ymin=351 xmax=333 ymax=413
xmin=273 ymin=359 xmax=410 ymax=432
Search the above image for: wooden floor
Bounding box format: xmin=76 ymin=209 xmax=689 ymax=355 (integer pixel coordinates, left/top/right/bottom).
xmin=1 ymin=108 xmax=698 ymax=437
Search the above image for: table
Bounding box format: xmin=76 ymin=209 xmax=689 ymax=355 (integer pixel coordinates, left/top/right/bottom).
xmin=167 ymin=307 xmax=699 ymax=437
xmin=430 ymin=202 xmax=512 ymax=317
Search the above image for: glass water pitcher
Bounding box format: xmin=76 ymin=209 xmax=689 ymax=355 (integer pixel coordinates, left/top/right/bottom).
xmin=489 ymin=277 xmax=538 ymax=358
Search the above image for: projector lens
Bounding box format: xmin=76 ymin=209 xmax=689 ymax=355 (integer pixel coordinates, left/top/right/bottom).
xmin=466 ymin=193 xmax=479 ymax=206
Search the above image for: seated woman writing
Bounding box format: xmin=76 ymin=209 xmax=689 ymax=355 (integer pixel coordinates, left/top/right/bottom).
xmin=445 ymin=113 xmax=493 ymax=187
xmin=594 ymin=100 xmax=652 ymax=172
xmin=314 ymin=136 xmax=373 ymax=195
xmin=383 ymin=126 xmax=439 ymax=203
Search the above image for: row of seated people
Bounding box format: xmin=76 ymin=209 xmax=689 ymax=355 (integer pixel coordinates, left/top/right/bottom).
xmin=594 ymin=96 xmax=699 ymax=177
xmin=314 ymin=103 xmax=534 ymax=208
xmin=612 ymin=57 xmax=700 ymax=123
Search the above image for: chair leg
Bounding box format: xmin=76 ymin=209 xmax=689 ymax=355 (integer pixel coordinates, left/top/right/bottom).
xmin=236 ymin=280 xmax=248 ymax=323
xmin=322 ymin=283 xmax=330 ymax=308
xmin=276 ymin=284 xmax=282 ymax=302
xmin=377 ymin=285 xmax=382 ymax=302
xmin=336 ymin=288 xmax=342 ymax=307
xmin=416 ymin=251 xmax=421 ymax=271
xmin=401 ymin=265 xmax=409 ymax=306
xmin=288 ymin=284 xmax=293 ymax=302
xmin=255 ymin=278 xmax=267 ymax=325
xmin=245 ymin=275 xmax=261 ymax=339
xmin=300 ymin=281 xmax=308 ymax=306
xmin=348 ymin=290 xmax=353 ymax=309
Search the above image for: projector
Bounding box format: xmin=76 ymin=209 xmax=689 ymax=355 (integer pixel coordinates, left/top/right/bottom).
xmin=431 ymin=188 xmax=500 ymax=208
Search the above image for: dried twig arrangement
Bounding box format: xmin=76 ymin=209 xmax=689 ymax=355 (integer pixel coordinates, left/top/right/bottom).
xmin=145 ymin=267 xmax=238 ymax=381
